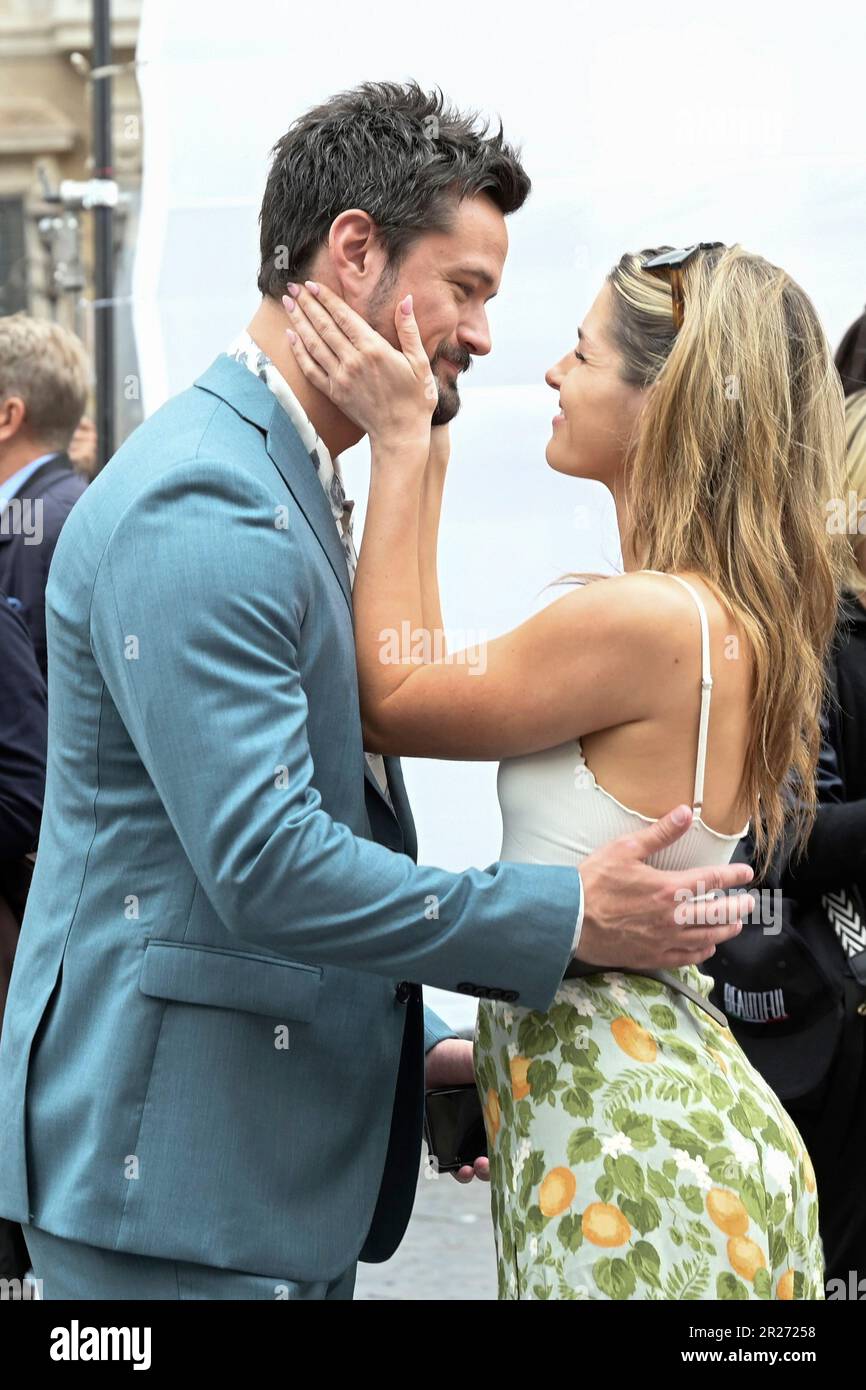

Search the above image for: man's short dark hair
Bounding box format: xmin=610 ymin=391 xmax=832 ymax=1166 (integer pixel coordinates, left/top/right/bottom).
xmin=257 ymin=80 xmax=531 ymax=299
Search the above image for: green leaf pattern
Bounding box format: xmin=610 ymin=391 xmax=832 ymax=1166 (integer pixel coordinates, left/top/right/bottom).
xmin=473 ymin=968 xmax=825 ymax=1301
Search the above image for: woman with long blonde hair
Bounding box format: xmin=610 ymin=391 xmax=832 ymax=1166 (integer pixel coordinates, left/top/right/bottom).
xmin=282 ymin=242 xmax=846 ymax=1300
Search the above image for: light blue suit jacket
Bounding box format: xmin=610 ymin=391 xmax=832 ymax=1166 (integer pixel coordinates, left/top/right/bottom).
xmin=0 ymin=355 xmax=581 ymax=1281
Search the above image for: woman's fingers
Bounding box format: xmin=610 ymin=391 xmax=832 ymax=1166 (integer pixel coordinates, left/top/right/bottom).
xmin=395 ymin=293 xmax=426 ymax=362
xmin=395 ymin=294 xmax=437 ymax=401
xmin=287 ymin=281 xmax=434 ymax=401
xmin=289 ymin=280 xmax=371 ymax=351
xmin=282 ymin=293 xmax=342 ymax=377
xmin=282 ymin=279 xmax=434 ymax=440
xmin=285 ymin=325 xmax=331 ymax=396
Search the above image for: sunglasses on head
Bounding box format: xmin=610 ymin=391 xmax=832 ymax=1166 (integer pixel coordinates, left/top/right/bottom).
xmin=642 ymin=243 xmax=726 ymax=331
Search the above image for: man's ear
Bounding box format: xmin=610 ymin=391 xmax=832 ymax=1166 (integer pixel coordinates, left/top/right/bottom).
xmin=0 ymin=395 xmax=27 ymax=445
xmin=327 ymin=209 xmax=389 ymax=307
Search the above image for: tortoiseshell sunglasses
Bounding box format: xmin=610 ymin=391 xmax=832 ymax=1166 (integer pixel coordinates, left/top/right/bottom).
xmin=642 ymin=243 xmax=725 ymax=331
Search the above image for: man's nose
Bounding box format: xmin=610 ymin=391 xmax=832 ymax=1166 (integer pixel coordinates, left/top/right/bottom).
xmin=458 ymin=308 xmax=492 ymax=359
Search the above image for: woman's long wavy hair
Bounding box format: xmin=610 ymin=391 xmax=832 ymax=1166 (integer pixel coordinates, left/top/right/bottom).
xmin=602 ymin=245 xmax=847 ymax=874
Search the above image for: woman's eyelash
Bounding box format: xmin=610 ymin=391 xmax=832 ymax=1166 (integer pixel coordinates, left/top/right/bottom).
xmin=574 ymin=349 xmax=586 ymax=362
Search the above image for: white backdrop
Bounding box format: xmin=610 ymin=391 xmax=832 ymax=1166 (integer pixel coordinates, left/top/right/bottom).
xmin=133 ymin=0 xmax=865 ymax=1026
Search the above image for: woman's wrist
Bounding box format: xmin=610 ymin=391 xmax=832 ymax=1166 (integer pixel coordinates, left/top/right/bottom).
xmin=369 ymin=432 xmax=430 ymax=474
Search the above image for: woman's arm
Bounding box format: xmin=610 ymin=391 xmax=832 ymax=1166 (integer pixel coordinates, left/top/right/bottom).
xmin=418 ymin=426 xmax=449 ymax=645
xmin=353 ymin=427 xmax=450 ymax=690
xmin=355 ymin=564 xmax=659 ymax=759
xmin=352 ymin=431 xmax=428 ymax=739
xmin=283 ymin=281 xmax=664 ymax=760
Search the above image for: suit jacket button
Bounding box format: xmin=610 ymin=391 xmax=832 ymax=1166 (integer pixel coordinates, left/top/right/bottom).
xmin=395 ymin=981 xmax=412 ymax=1003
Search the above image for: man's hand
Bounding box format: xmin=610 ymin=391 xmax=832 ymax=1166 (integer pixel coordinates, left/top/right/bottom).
xmin=576 ymin=804 xmax=755 ymax=970
xmin=425 ymin=1038 xmax=489 ymax=1184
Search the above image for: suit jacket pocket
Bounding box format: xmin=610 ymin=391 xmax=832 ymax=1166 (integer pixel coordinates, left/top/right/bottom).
xmin=138 ymin=939 xmax=322 ymax=1023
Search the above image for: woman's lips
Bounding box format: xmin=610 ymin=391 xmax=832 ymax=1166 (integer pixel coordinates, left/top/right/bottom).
xmin=553 ymin=410 xmax=566 ymax=426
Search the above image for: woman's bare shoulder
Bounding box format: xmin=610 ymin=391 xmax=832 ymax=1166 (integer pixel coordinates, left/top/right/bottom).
xmin=600 ymin=569 xmax=742 ymax=631
xmin=549 ymin=569 xmax=710 ymax=642
xmin=564 ymin=569 xmax=751 ymax=693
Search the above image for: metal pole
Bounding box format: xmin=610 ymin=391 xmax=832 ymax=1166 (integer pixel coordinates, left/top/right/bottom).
xmin=92 ymin=0 xmax=114 ymax=471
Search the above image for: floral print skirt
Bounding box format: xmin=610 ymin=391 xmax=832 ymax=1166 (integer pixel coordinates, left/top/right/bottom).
xmin=473 ymin=968 xmax=824 ymax=1301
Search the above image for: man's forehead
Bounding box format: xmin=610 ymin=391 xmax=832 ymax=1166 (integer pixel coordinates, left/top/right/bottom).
xmin=418 ymin=196 xmax=508 ymax=281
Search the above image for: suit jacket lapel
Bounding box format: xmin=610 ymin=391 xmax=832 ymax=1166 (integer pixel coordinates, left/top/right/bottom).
xmin=195 ymin=357 xmax=407 ymax=835
xmin=194 ymin=355 xmax=353 ymax=618
xmin=264 ymin=406 xmax=354 ymax=618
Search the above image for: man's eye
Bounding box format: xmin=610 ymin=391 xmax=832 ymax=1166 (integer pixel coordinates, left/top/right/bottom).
xmin=454 ymin=282 xmax=473 ymax=298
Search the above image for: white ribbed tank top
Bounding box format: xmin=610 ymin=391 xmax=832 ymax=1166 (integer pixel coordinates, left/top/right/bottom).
xmin=498 ymin=571 xmax=750 ymax=877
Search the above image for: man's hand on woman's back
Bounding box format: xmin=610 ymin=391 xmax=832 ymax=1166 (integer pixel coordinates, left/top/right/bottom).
xmin=576 ymin=805 xmax=754 ymax=971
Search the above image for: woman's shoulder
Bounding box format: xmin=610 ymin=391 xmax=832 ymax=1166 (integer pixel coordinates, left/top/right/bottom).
xmin=541 ymin=568 xmax=751 ymax=694
xmin=617 ymin=568 xmax=744 ymax=632
xmin=555 ymin=568 xmax=729 ymax=641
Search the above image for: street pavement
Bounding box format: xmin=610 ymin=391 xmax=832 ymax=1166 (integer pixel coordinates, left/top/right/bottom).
xmin=354 ymin=1153 xmax=497 ymax=1300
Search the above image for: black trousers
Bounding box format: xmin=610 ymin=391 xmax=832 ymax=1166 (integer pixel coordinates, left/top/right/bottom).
xmin=0 ymin=1217 xmax=29 ymax=1283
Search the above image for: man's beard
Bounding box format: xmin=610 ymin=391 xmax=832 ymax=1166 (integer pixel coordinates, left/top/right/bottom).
xmin=429 ymin=343 xmax=472 ymax=425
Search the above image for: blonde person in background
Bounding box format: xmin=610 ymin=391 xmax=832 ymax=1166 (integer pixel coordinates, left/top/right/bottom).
xmin=0 ymin=315 xmax=89 ymax=679
xmin=283 ymin=241 xmax=846 ymax=1299
xmin=843 ymin=389 xmax=866 ymax=588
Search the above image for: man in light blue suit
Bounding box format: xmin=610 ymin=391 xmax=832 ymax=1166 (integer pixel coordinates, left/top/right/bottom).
xmin=0 ymin=82 xmax=752 ymax=1299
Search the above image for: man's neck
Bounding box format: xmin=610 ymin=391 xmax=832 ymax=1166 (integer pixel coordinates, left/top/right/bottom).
xmin=0 ymin=440 xmax=54 ymax=489
xmin=245 ymin=297 xmax=365 ymax=460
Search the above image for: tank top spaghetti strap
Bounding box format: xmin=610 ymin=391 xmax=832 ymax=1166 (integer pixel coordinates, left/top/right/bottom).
xmin=637 ymin=570 xmax=714 ymax=818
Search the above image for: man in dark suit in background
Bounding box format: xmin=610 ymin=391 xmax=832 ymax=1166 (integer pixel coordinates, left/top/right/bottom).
xmin=0 ymin=315 xmax=89 ymax=680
